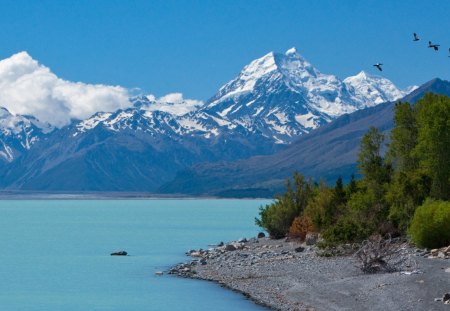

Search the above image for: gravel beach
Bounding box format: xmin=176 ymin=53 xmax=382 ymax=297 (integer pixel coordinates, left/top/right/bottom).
xmin=170 ymin=237 xmax=450 ymax=311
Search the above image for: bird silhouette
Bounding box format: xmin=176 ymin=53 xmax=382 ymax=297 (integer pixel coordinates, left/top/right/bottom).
xmin=373 ymin=63 xmax=383 ymax=71
xmin=413 ymin=33 xmax=420 ymax=41
xmin=428 ymin=41 xmax=440 ymax=51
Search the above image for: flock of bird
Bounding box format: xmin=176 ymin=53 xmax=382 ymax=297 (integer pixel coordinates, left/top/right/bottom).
xmin=372 ymin=32 xmax=449 ymax=72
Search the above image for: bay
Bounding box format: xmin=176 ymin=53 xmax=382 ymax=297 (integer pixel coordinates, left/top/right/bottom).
xmin=0 ymin=199 xmax=271 ymax=311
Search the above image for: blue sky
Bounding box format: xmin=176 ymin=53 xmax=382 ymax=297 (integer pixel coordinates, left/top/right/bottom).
xmin=0 ymin=0 xmax=448 ymax=100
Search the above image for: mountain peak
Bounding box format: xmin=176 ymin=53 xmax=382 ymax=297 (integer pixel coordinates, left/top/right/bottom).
xmin=285 ymin=47 xmax=299 ymax=56
xmin=240 ymin=51 xmax=278 ymax=79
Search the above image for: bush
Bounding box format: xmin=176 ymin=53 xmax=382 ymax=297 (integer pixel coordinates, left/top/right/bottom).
xmin=409 ymin=199 xmax=450 ymax=248
xmin=255 ymin=172 xmax=314 ymax=239
xmin=322 ymin=217 xmax=371 ymax=245
xmin=288 ymin=216 xmax=313 ymax=240
xmin=255 ymin=201 xmax=295 ymax=239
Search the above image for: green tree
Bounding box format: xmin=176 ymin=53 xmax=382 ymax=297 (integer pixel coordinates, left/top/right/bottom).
xmin=414 ymin=93 xmax=450 ymax=200
xmin=387 ymin=102 xmax=418 ymax=172
xmin=358 ymin=127 xmax=390 ymax=186
xmin=255 ymin=172 xmax=314 ymax=238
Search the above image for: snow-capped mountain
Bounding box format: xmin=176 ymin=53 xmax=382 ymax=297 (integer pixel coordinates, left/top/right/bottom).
xmin=344 ymin=71 xmax=407 ymax=106
xmin=183 ymin=48 xmax=407 ymax=144
xmin=0 ymin=107 xmax=52 ymax=162
xmin=0 ymin=48 xmax=417 ymax=191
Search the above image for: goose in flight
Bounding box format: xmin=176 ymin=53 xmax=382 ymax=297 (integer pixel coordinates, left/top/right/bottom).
xmin=413 ymin=33 xmax=420 ymax=41
xmin=428 ymin=41 xmax=440 ymax=51
xmin=373 ymin=63 xmax=383 ymax=71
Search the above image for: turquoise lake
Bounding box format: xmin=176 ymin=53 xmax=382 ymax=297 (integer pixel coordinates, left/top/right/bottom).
xmin=0 ymin=199 xmax=271 ymax=310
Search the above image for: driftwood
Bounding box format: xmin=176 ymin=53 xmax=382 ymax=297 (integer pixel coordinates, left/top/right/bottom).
xmin=354 ymin=235 xmax=415 ymax=273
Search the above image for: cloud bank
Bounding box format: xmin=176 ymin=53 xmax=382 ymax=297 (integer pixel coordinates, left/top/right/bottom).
xmin=0 ymin=52 xmax=131 ymax=127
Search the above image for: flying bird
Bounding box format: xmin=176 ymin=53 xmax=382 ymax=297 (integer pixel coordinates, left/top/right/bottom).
xmin=413 ymin=33 xmax=420 ymax=41
xmin=428 ymin=41 xmax=440 ymax=51
xmin=373 ymin=63 xmax=383 ymax=71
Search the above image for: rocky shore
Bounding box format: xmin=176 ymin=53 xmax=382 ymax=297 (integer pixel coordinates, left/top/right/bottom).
xmin=170 ymin=235 xmax=450 ymax=311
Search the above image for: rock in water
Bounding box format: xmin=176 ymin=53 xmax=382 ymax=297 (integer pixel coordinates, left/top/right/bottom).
xmin=257 ymin=232 xmax=266 ymax=238
xmin=111 ymin=251 xmax=128 ymax=256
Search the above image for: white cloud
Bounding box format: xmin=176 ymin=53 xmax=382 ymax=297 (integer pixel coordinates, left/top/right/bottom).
xmin=0 ymin=52 xmax=132 ymax=127
xmin=143 ymin=92 xmax=203 ymax=116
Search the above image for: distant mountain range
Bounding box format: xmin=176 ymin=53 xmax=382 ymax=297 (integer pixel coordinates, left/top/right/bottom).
xmin=160 ymin=78 xmax=450 ymax=197
xmin=0 ymin=48 xmax=430 ymax=193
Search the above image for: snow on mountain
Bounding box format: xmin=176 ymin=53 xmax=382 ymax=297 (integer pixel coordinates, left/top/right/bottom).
xmin=343 ymin=71 xmax=406 ymax=106
xmin=1 ymin=48 xmax=408 ymax=165
xmin=187 ymin=47 xmax=404 ymax=144
xmin=72 ymin=48 xmax=406 ymax=145
xmin=0 ymin=107 xmax=53 ymax=162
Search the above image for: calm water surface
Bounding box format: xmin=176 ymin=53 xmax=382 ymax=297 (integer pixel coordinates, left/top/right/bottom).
xmin=0 ymin=199 xmax=271 ymax=311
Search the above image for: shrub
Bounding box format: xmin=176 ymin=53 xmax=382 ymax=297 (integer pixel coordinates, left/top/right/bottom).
xmin=255 ymin=201 xmax=295 ymax=239
xmin=409 ymin=199 xmax=450 ymax=248
xmin=288 ymin=216 xmax=313 ymax=240
xmin=255 ymin=172 xmax=314 ymax=239
xmin=322 ymin=217 xmax=371 ymax=245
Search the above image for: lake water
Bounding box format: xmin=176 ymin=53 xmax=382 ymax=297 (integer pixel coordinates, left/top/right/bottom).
xmin=0 ymin=199 xmax=271 ymax=310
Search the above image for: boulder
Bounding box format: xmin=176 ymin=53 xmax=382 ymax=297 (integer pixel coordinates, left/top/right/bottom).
xmin=443 ymin=293 xmax=450 ymax=302
xmin=111 ymin=251 xmax=128 ymax=256
xmin=238 ymin=237 xmax=248 ymax=243
xmin=257 ymin=232 xmax=266 ymax=238
xmin=225 ymin=244 xmax=237 ymax=251
xmin=305 ymin=233 xmax=319 ymax=246
xmin=295 ymin=246 xmax=305 ymax=253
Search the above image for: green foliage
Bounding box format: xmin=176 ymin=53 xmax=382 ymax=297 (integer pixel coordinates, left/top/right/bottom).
xmin=304 ymin=183 xmax=335 ymax=231
xmin=409 ymin=199 xmax=450 ymax=248
xmin=358 ymin=127 xmax=390 ymax=186
xmin=255 ymin=172 xmax=314 ymax=238
xmin=387 ymin=102 xmax=418 ymax=172
xmin=256 ymin=94 xmax=450 ymax=246
xmin=414 ymin=94 xmax=450 ymax=200
xmin=387 ymin=171 xmax=431 ymax=232
xmin=322 ymin=217 xmax=371 ymax=244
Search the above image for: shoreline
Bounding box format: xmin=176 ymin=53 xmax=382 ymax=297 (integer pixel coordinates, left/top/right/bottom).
xmin=0 ymin=191 xmax=273 ymax=200
xmin=170 ymin=236 xmax=450 ymax=311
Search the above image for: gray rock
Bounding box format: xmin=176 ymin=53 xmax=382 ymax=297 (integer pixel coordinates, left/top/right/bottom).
xmin=225 ymin=244 xmax=237 ymax=251
xmin=257 ymin=232 xmax=266 ymax=238
xmin=238 ymin=238 xmax=248 ymax=243
xmin=443 ymin=293 xmax=450 ymax=302
xmin=295 ymin=247 xmax=305 ymax=253
xmin=305 ymin=233 xmax=319 ymax=246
